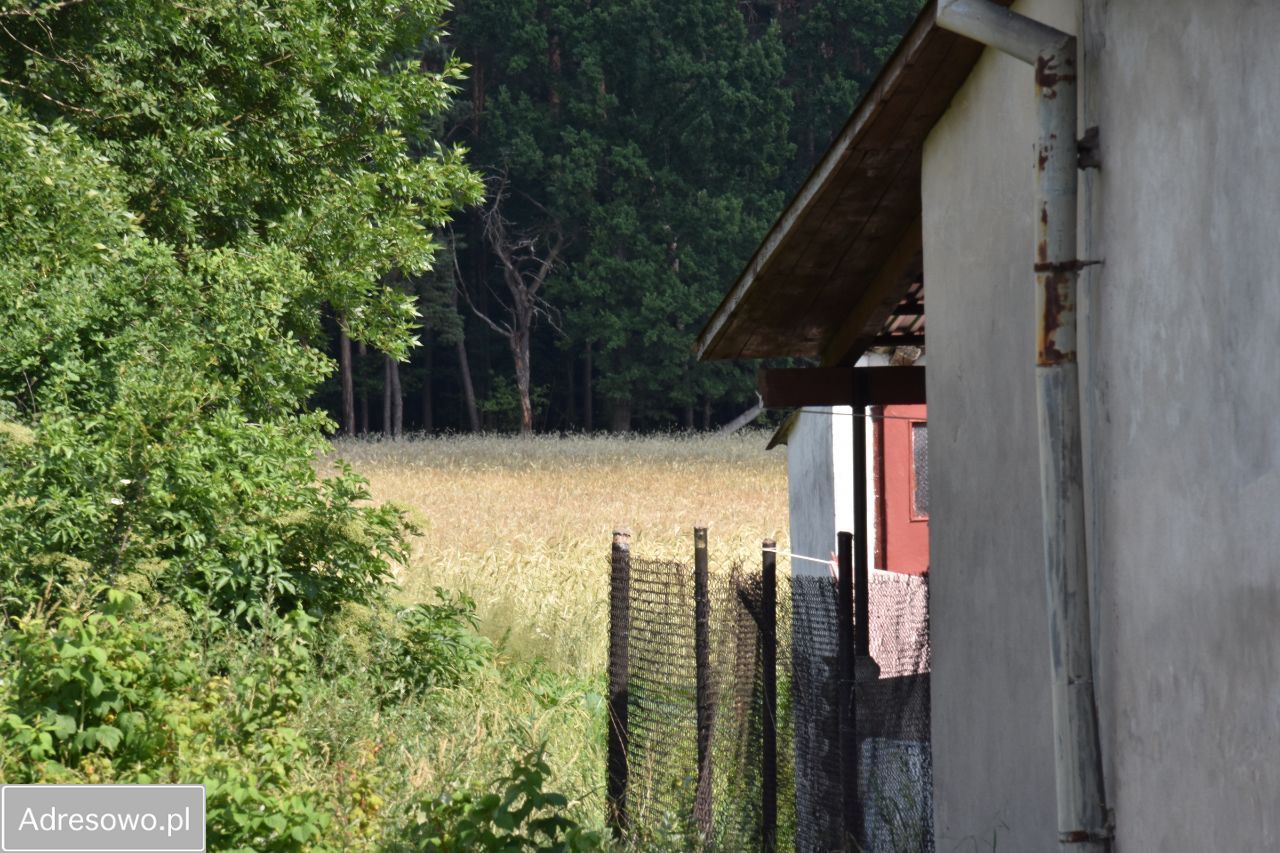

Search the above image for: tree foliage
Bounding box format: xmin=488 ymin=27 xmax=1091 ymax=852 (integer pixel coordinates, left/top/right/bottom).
xmin=311 ymin=0 xmax=922 ymax=434
xmin=443 ymin=0 xmax=792 ymax=431
xmin=0 ymin=0 xmax=481 ymax=619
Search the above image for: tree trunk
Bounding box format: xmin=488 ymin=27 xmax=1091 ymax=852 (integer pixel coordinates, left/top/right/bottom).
xmin=390 ymin=358 xmax=403 ymax=437
xmin=610 ymin=398 xmax=632 ymax=434
xmin=565 ymin=351 xmax=576 ymax=429
xmin=452 ymin=285 xmax=481 ymax=432
xmin=718 ymin=400 xmax=764 ymax=435
xmin=583 ymin=341 xmax=594 ymax=432
xmin=457 ymin=339 xmax=480 ymax=432
xmin=703 ymin=398 xmax=713 ymax=431
xmin=421 ymin=344 xmax=434 ymax=434
xmin=338 ymin=323 xmax=355 ymax=435
xmin=357 ymin=341 xmax=369 ymax=435
xmin=382 ymin=356 xmax=392 ymax=437
xmin=684 ymin=402 xmax=695 ymax=431
xmin=512 ymin=330 xmax=533 ymax=436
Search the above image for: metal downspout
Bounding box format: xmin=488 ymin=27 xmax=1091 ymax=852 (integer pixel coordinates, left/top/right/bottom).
xmin=934 ymin=2 xmax=1111 ymax=850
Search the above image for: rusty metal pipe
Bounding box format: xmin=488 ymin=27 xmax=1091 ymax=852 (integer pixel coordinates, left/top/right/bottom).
xmin=936 ymin=2 xmax=1110 ymax=851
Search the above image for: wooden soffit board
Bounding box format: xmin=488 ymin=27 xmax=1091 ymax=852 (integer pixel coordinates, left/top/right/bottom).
xmin=694 ymin=0 xmax=1010 ymax=364
xmin=757 ymin=366 xmax=926 ymax=409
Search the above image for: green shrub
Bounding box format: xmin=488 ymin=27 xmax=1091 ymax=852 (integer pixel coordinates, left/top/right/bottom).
xmin=0 ymin=593 xmax=372 ymax=850
xmin=383 ymin=590 xmax=495 ymax=699
xmin=316 ymin=589 xmax=495 ymax=704
xmin=0 ymin=588 xmax=195 ymax=774
xmin=0 ymin=96 xmax=416 ymax=628
xmin=403 ymin=749 xmax=604 ymax=852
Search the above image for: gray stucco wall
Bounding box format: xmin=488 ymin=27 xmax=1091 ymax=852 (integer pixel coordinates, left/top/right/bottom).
xmin=1084 ymin=0 xmax=1280 ymax=849
xmin=925 ymin=0 xmax=1280 ymax=849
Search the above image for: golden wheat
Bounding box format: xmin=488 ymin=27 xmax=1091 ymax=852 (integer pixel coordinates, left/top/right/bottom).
xmin=329 ymin=431 xmax=790 ymax=677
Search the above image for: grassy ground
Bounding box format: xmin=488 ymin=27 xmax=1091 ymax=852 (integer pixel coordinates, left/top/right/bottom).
xmin=327 ymin=431 xmax=789 ymax=834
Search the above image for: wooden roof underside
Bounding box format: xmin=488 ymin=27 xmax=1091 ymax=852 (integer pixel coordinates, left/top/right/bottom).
xmin=695 ymin=1 xmax=1005 ymax=365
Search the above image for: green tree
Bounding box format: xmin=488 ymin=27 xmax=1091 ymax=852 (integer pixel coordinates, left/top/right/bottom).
xmin=447 ymin=0 xmax=791 ymax=431
xmin=0 ymin=0 xmax=482 ymax=620
xmin=771 ymin=0 xmax=923 ymax=186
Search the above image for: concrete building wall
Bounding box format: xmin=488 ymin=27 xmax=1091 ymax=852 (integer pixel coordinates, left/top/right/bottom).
xmin=1084 ymin=1 xmax=1280 ymax=848
xmin=925 ymin=0 xmax=1280 ymax=849
xmin=920 ymin=1 xmax=1073 ymax=849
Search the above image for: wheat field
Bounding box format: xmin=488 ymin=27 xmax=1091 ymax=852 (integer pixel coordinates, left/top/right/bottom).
xmin=330 ymin=431 xmax=790 ymax=677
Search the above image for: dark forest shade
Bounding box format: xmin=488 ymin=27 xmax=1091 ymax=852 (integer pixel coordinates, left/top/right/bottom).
xmin=311 ymin=0 xmax=924 ymax=434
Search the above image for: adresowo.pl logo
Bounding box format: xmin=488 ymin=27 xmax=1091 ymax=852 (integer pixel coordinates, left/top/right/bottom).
xmin=1 ymin=785 xmax=205 ymax=852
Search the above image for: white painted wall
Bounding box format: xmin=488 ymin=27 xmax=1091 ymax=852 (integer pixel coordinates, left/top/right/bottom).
xmin=1084 ymin=1 xmax=1280 ymax=848
xmin=785 ymin=405 xmax=854 ymax=576
xmin=922 ymin=3 xmax=1062 ymax=844
xmin=784 ymin=352 xmax=889 ymax=576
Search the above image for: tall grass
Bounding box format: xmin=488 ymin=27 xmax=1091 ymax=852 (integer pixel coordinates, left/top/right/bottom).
xmin=332 ymin=431 xmax=790 ymax=677
xmin=325 ymin=431 xmax=790 ymax=835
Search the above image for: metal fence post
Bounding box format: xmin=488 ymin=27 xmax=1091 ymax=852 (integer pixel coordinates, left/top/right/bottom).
xmin=837 ymin=530 xmax=857 ymax=850
xmin=694 ymin=526 xmax=714 ymax=843
xmin=762 ymin=538 xmax=778 ymax=852
xmin=607 ymin=529 xmax=631 ymax=838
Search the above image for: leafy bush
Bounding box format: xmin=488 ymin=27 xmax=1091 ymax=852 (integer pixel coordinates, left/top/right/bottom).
xmin=0 ymin=592 xmax=372 ymax=850
xmin=0 ymin=588 xmax=196 ymax=773
xmin=0 ymin=96 xmax=416 ymax=627
xmin=0 ymin=4 xmax=590 ymax=850
xmin=317 ymin=589 xmax=495 ymax=705
xmin=384 ymin=590 xmax=495 ymax=698
xmin=403 ymin=749 xmax=604 ymax=852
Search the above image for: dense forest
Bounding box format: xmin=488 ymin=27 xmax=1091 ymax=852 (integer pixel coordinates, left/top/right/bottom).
xmin=317 ymin=0 xmax=923 ymax=435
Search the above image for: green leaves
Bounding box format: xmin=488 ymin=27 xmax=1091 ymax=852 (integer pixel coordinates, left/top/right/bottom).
xmin=0 ymin=0 xmax=480 ymax=623
xmin=405 ymin=748 xmax=603 ymax=852
xmin=0 ymin=589 xmax=195 ymax=769
xmin=445 ymin=0 xmax=791 ymax=426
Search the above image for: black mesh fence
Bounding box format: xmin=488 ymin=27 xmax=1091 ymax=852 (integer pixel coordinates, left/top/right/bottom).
xmin=624 ymin=557 xmax=700 ymax=849
xmin=857 ymin=571 xmax=933 ymax=853
xmin=710 ymin=563 xmax=794 ymax=851
xmin=789 ymin=573 xmax=846 ymax=850
xmin=609 ymin=541 xmax=932 ymax=853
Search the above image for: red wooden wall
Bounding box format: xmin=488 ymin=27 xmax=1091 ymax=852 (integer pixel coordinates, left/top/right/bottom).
xmin=874 ymin=403 xmax=929 ymax=574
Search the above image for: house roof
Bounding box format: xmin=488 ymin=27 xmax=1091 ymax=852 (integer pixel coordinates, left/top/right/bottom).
xmin=694 ymin=0 xmax=1006 ymax=365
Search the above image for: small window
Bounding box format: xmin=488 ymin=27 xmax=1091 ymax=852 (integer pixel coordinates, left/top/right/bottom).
xmin=910 ymin=421 xmax=928 ymax=519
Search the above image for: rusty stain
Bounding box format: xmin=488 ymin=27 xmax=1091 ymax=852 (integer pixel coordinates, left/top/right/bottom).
xmin=1036 ymin=54 xmax=1078 ymax=91
xmin=1061 ymin=830 xmax=1093 ymax=844
xmin=1038 ymin=270 xmax=1076 ymax=365
xmin=1037 ymin=205 xmax=1050 ymax=263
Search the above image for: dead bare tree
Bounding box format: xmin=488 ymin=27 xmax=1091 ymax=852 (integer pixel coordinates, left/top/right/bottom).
xmin=457 ymin=179 xmax=565 ymax=435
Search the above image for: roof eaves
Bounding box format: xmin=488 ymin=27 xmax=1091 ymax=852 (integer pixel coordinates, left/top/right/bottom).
xmin=693 ymin=0 xmax=942 ymax=362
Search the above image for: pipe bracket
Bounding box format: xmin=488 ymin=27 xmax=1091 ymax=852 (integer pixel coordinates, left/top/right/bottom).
xmin=1078 ymin=126 xmax=1101 ymax=170
xmin=1035 ymin=259 xmax=1101 ymax=274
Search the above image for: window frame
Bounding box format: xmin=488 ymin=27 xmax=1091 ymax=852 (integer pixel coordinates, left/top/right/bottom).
xmin=909 ymin=419 xmax=929 ymax=521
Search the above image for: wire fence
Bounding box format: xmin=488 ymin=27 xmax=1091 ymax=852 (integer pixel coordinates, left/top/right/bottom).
xmin=858 ymin=570 xmax=933 ymax=853
xmin=608 ymin=531 xmax=933 ymax=852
